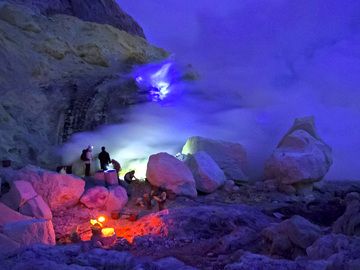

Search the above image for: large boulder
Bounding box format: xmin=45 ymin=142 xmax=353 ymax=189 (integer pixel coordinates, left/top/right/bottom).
xmin=0 ymin=203 xmax=55 ymax=250
xmin=80 ymin=186 xmax=109 ymax=209
xmin=19 ymin=195 xmax=52 ymax=220
xmin=104 ymin=186 xmax=128 ymax=213
xmin=265 ymin=117 xmax=332 ymax=188
xmin=16 ymin=166 xmax=85 ymax=212
xmin=185 ymin=151 xmax=225 ymax=193
xmin=333 ymin=192 xmax=360 ymax=236
xmin=182 ymin=136 xmax=247 ymax=181
xmin=262 ymin=215 xmax=322 ymax=259
xmin=146 ymin=152 xmax=197 ymax=198
xmin=8 ymin=0 xmax=145 ymax=37
xmin=3 ymin=218 xmax=56 ymax=246
xmin=0 ymin=233 xmax=21 ymax=259
xmin=1 ymin=180 xmax=37 ymax=209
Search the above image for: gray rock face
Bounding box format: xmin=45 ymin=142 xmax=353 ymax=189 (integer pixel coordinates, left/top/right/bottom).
xmin=0 ymin=2 xmax=166 ymax=168
xmin=8 ymin=0 xmax=145 ymax=37
xmin=185 ymin=151 xmax=226 ymax=193
xmin=182 ymin=136 xmax=248 ymax=181
xmin=265 ymin=116 xmax=332 ymax=188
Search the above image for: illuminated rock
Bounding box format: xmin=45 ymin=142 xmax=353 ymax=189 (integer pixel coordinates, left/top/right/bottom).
xmin=1 ymin=180 xmax=37 ymax=209
xmin=265 ymin=117 xmax=332 ymax=188
xmin=105 ymin=186 xmax=128 ymax=213
xmin=185 ymin=151 xmax=225 ymax=193
xmin=182 ymin=136 xmax=248 ymax=181
xmin=16 ymin=166 xmax=85 ymax=212
xmin=80 ymin=186 xmax=109 ymax=209
xmin=0 ymin=202 xmax=55 ymax=249
xmin=146 ymin=152 xmax=197 ymax=198
xmin=19 ymin=195 xmax=53 ymax=220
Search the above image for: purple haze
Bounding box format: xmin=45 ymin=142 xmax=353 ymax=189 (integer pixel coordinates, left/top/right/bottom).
xmin=63 ymin=1 xmax=360 ymax=180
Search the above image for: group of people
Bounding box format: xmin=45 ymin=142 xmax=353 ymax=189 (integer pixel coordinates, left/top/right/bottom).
xmin=81 ymin=145 xmax=133 ymax=181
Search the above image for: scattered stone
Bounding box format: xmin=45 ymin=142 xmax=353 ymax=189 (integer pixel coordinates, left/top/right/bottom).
xmin=80 ymin=186 xmax=109 ymax=209
xmin=154 ymin=257 xmax=198 ymax=270
xmin=147 ymin=152 xmax=197 ymax=198
xmin=186 ymin=151 xmax=225 ymax=193
xmin=182 ymin=136 xmax=248 ymax=181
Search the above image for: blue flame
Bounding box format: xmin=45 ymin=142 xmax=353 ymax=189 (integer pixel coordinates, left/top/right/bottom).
xmin=133 ymin=60 xmax=182 ymax=102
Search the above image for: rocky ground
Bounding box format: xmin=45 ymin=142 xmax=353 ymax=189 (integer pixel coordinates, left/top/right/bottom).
xmin=1 ymin=171 xmax=360 ymax=270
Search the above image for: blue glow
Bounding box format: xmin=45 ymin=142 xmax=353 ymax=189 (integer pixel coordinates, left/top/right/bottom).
xmin=133 ymin=60 xmax=183 ymax=102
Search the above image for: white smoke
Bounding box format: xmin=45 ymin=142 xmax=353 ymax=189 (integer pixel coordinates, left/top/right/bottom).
xmin=62 ymin=0 xmax=360 ymax=180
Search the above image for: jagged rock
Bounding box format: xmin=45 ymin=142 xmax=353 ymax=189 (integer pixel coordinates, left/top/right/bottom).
xmin=0 ymin=202 xmax=55 ymax=249
xmin=182 ymin=136 xmax=248 ymax=181
xmin=3 ymin=218 xmax=56 ymax=246
xmin=224 ymin=252 xmax=328 ymax=270
xmin=185 ymin=151 xmax=225 ymax=193
xmin=19 ymin=195 xmax=53 ymax=220
xmin=265 ymin=117 xmax=332 ymax=189
xmin=16 ymin=166 xmax=85 ymax=212
xmin=8 ymin=0 xmax=145 ymax=37
xmin=104 ymin=186 xmax=128 ymax=213
xmin=333 ymin=192 xmax=360 ymax=236
xmin=146 ymin=152 xmax=197 ymax=198
xmin=80 ymin=186 xmax=109 ymax=209
xmin=307 ymin=234 xmax=360 ymax=270
xmin=0 ymin=2 xmax=166 ymax=168
xmin=262 ymin=215 xmax=322 ymax=258
xmin=1 ymin=180 xmax=37 ymax=209
xmin=307 ymin=234 xmax=350 ymax=260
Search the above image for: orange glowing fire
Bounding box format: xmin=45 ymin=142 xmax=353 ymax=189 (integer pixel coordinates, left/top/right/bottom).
xmin=90 ymin=216 xmax=107 ymax=227
xmin=101 ymin=227 xmax=115 ymax=237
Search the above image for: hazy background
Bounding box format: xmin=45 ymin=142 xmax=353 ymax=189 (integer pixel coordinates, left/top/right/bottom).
xmin=62 ymin=0 xmax=360 ymax=180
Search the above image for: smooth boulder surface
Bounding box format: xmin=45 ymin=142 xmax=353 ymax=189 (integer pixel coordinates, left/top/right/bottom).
xmin=182 ymin=136 xmax=247 ymax=181
xmin=105 ymin=186 xmax=128 ymax=213
xmin=19 ymin=195 xmax=53 ymax=220
xmin=265 ymin=116 xmax=332 ymax=186
xmin=80 ymin=186 xmax=109 ymax=209
xmin=147 ymin=152 xmax=197 ymax=198
xmin=186 ymin=151 xmax=225 ymax=193
xmin=17 ymin=166 xmax=85 ymax=211
xmin=1 ymin=180 xmax=37 ymax=209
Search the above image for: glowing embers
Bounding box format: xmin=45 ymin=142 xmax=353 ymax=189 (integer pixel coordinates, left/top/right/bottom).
xmin=90 ymin=215 xmax=116 ymax=239
xmin=134 ymin=60 xmax=181 ymax=102
xmin=116 ymin=210 xmax=169 ymax=243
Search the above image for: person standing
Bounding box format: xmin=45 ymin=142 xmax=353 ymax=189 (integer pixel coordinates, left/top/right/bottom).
xmin=98 ymin=146 xmax=111 ymax=170
xmin=83 ymin=145 xmax=93 ymax=176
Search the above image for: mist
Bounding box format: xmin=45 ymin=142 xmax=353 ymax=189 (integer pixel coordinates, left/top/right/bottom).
xmin=62 ymin=0 xmax=360 ymax=180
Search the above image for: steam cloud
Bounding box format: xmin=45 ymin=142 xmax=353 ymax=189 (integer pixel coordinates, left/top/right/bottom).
xmin=62 ymin=0 xmax=360 ymax=180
